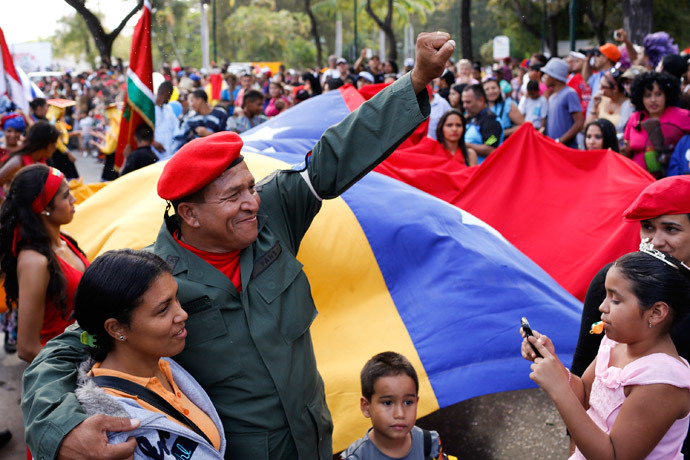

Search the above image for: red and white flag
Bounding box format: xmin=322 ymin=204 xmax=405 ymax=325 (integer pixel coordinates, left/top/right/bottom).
xmin=0 ymin=27 xmax=29 ymax=113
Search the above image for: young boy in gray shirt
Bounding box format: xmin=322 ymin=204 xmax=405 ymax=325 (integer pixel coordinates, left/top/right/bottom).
xmin=341 ymin=352 xmax=451 ymax=460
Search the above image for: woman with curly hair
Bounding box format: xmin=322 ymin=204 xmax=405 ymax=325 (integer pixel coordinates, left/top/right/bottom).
xmin=0 ymin=164 xmax=88 ymax=363
xmin=435 ymin=109 xmax=478 ymax=166
xmin=623 ymin=71 xmax=690 ymax=174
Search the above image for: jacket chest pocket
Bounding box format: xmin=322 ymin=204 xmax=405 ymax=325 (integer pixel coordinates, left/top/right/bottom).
xmin=178 ymin=295 xmax=245 ymax=385
xmin=252 ymin=244 xmax=316 ymax=344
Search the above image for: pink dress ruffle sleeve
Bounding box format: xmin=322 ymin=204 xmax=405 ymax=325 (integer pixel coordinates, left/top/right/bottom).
xmin=570 ymin=336 xmax=690 ymax=460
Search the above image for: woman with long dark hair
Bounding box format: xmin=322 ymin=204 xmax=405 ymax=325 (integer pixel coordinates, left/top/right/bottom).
xmin=301 ymin=72 xmax=322 ymax=97
xmin=448 ymin=84 xmax=466 ymax=111
xmin=0 ymin=164 xmax=87 ymax=363
xmin=73 ymin=249 xmax=225 ymax=459
xmin=483 ymin=77 xmax=524 ymax=138
xmin=585 ymin=67 xmax=633 ymax=135
xmin=583 ymin=119 xmax=620 ymax=152
xmin=435 ymin=109 xmax=478 ymax=166
xmin=0 ymin=121 xmax=58 ymax=190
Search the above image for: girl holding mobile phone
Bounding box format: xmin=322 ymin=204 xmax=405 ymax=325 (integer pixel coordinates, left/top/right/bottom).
xmin=521 ymin=248 xmax=690 ymax=459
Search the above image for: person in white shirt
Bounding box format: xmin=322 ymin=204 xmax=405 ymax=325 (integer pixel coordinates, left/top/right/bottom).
xmin=153 ymin=81 xmax=179 ymax=160
xmin=518 ymin=80 xmax=548 ymax=130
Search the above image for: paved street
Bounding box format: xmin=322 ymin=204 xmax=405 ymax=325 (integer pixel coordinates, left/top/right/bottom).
xmin=0 ymin=345 xmax=26 ymax=460
xmin=0 ymin=154 xmax=570 ymax=460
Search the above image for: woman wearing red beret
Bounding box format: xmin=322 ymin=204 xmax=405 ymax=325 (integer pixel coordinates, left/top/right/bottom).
xmin=573 ymin=175 xmax=690 ymax=373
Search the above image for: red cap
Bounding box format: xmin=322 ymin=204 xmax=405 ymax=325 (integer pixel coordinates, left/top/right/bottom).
xmin=157 ymin=132 xmax=244 ymax=201
xmin=623 ymin=176 xmax=690 ymax=221
xmin=599 ymin=43 xmax=621 ymax=63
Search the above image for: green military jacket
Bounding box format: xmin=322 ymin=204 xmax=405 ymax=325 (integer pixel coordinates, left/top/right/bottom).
xmin=22 ymin=73 xmax=430 ymax=460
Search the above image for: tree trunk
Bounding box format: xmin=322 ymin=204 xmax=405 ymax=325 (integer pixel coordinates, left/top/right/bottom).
xmin=64 ymin=0 xmax=144 ymax=67
xmin=547 ymin=13 xmax=558 ymax=57
xmin=582 ymin=0 xmax=608 ymax=45
xmin=83 ymin=35 xmax=95 ymax=69
xmin=460 ymin=0 xmax=472 ymax=61
xmin=512 ymin=0 xmax=543 ymax=41
xmin=365 ymin=0 xmax=397 ymax=63
xmin=622 ymin=0 xmax=653 ymax=43
xmin=305 ymin=0 xmax=323 ymax=68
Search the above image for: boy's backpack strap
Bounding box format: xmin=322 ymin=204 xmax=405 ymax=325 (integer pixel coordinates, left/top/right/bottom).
xmin=423 ymin=429 xmax=432 ymax=459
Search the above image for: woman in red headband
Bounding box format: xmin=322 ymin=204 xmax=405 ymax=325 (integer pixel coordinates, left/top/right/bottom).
xmin=0 ymin=164 xmax=88 ymax=363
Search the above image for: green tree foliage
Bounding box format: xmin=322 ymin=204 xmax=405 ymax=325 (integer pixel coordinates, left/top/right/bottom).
xmin=363 ymin=0 xmax=433 ymax=61
xmin=51 ymin=0 xmax=689 ymax=71
xmin=653 ymin=0 xmax=690 ymax=49
xmin=52 ymin=13 xmax=100 ymax=68
xmin=424 ymin=0 xmax=496 ymax=62
xmin=151 ymin=0 xmax=196 ymax=67
xmin=224 ymin=0 xmax=317 ymax=67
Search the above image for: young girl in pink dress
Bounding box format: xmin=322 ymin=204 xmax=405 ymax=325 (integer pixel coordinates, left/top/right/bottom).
xmin=521 ymin=245 xmax=690 ymax=459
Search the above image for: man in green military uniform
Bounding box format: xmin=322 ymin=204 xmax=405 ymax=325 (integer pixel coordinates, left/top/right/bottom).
xmin=21 ymin=32 xmax=455 ymax=460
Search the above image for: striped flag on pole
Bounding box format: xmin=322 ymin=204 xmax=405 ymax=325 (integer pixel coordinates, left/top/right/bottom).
xmin=115 ymin=0 xmax=155 ymax=170
xmin=0 ymin=27 xmax=29 ymax=113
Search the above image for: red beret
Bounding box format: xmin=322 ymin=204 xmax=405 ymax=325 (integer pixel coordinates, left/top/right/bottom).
xmin=157 ymin=132 xmax=244 ymax=201
xmin=623 ymin=176 xmax=690 ymax=221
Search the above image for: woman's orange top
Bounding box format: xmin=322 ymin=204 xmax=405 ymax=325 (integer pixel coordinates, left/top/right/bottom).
xmin=91 ymin=360 xmax=222 ymax=450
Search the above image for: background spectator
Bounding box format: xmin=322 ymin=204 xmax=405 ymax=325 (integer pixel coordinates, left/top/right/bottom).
xmin=542 ymin=58 xmax=584 ymax=148
xmin=584 ymin=119 xmax=620 ymax=152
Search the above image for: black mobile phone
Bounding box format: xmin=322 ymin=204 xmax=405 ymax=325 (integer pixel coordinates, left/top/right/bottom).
xmin=521 ymin=317 xmax=542 ymax=358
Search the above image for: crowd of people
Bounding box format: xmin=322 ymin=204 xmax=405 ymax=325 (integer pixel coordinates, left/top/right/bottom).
xmin=1 ymin=27 xmax=689 ymax=176
xmin=0 ymin=25 xmax=689 ymax=460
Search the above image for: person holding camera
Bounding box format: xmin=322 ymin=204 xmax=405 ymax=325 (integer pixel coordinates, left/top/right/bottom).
xmin=582 ymin=43 xmax=621 ymax=117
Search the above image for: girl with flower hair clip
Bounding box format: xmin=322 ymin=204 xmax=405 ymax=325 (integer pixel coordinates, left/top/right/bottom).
xmin=521 ymin=244 xmax=690 ymax=459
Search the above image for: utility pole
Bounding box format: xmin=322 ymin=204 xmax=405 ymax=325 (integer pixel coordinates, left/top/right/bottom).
xmin=200 ymin=0 xmax=210 ymax=69
xmin=353 ymin=0 xmax=358 ymax=61
xmin=569 ymin=0 xmax=577 ymax=51
xmin=541 ymin=0 xmax=546 ymax=54
xmin=213 ymin=0 xmax=217 ymax=63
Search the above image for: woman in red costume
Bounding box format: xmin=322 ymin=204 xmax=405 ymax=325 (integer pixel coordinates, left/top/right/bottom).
xmin=0 ymin=164 xmax=88 ymax=363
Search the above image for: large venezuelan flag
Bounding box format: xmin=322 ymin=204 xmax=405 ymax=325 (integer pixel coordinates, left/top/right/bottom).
xmin=67 ymin=87 xmax=586 ymax=452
